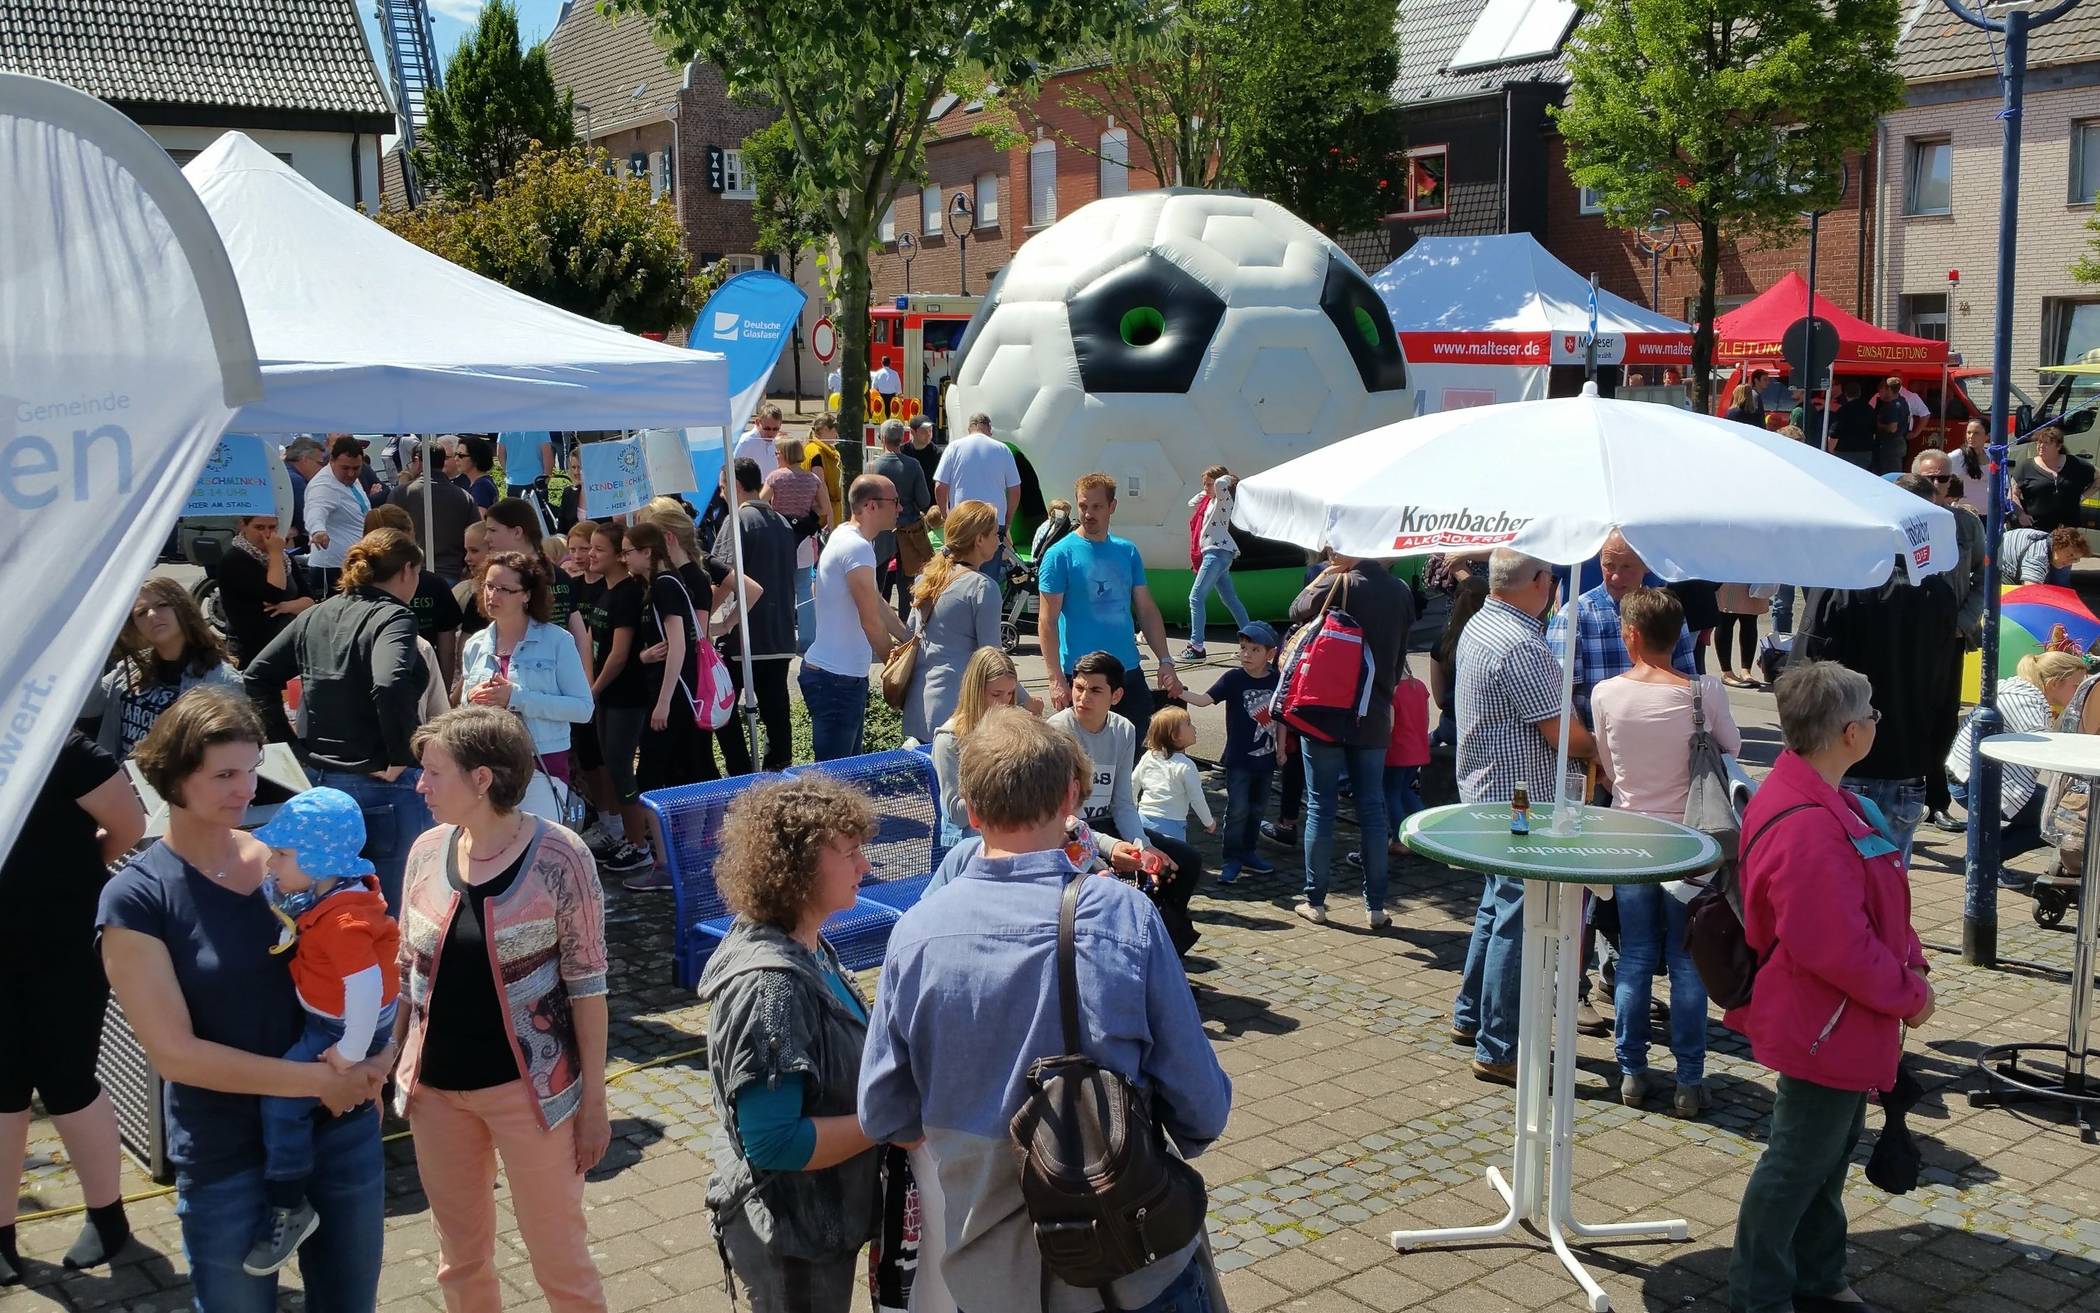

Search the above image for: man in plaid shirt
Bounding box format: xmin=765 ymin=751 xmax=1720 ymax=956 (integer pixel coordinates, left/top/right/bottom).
xmin=1545 ymin=531 xmax=1697 ymax=726
xmin=1452 ymin=548 xmax=1594 ymax=1084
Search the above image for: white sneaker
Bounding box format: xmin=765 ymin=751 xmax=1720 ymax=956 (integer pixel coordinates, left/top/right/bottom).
xmin=1368 ymin=911 xmax=1392 ymax=930
xmin=1295 ymin=902 xmax=1328 ymax=925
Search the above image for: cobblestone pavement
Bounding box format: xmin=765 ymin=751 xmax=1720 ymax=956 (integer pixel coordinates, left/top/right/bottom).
xmin=13 ymin=683 xmax=2100 ymax=1312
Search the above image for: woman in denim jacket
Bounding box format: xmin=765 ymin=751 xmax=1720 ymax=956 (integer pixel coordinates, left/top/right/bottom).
xmin=459 ymin=550 xmax=592 ymax=794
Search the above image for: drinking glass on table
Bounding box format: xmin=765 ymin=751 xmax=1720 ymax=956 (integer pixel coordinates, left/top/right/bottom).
xmin=1554 ymin=767 xmax=1587 ymax=835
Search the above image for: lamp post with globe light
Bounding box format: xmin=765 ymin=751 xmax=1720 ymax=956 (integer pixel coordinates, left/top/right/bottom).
xmin=947 ymin=191 xmax=975 ymax=294
xmin=897 ymin=231 xmax=915 ymax=294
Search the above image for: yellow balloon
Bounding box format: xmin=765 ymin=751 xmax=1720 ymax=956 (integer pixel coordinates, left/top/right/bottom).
xmin=827 ymin=392 xmax=842 ymax=411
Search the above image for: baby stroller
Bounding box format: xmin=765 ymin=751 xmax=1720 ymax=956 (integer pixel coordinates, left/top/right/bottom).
xmin=1000 ymin=548 xmax=1036 ymax=654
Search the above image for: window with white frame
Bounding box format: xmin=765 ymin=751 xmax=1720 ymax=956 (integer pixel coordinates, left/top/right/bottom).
xmin=923 ymin=182 xmax=942 ymax=235
xmin=1899 ymin=293 xmax=1949 ymax=342
xmin=1905 ymin=138 xmax=1951 ymax=215
xmin=1578 ymin=184 xmax=1603 ymax=216
xmin=722 ymin=254 xmax=761 ymax=275
xmin=881 ymin=198 xmax=897 ymax=242
xmin=1030 ymin=138 xmax=1057 ymax=226
xmin=720 ymin=148 xmax=754 ymax=199
xmin=1396 ymin=144 xmax=1447 ymax=217
xmin=975 ymin=172 xmax=998 ymax=226
xmin=2046 ymin=298 xmax=2100 ymax=366
xmin=2075 ymin=120 xmax=2100 ymax=205
xmin=1099 ymin=127 xmax=1129 ymax=199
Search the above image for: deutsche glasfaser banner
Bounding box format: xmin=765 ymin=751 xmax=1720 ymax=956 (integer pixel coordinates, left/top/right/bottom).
xmin=0 ymin=74 xmax=261 ymax=860
xmin=688 ymin=270 xmax=807 ymax=486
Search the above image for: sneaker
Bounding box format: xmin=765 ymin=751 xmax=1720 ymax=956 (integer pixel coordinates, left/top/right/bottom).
xmin=1217 ymin=862 xmax=1241 ymax=886
xmin=1367 ymin=911 xmax=1391 ymax=931
xmin=581 ymin=825 xmax=617 ymax=857
xmin=1241 ymin=855 xmax=1276 ymax=875
xmin=1344 ymin=850 xmax=1364 ymax=869
xmin=1471 ymin=1059 xmax=1517 ymax=1087
xmin=1294 ymin=902 xmax=1328 ymax=925
xmin=242 ymin=1203 xmax=319 ymax=1277
xmin=1620 ymin=1070 xmax=1653 ymax=1108
xmin=1670 ymin=1082 xmax=1711 ymax=1119
xmin=623 ymin=867 xmax=674 ymax=893
xmin=1577 ymin=1001 xmax=1610 ymax=1037
xmin=601 ymin=842 xmax=653 ymax=874
xmin=1179 ymin=644 xmax=1207 ymax=662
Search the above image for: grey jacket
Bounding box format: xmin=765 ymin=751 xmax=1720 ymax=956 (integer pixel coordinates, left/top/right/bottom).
xmin=1948 ymin=503 xmax=1987 ymax=648
xmin=697 ymin=917 xmax=880 ymax=1260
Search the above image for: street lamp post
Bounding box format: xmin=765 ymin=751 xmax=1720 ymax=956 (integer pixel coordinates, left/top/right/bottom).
xmin=897 ymin=231 xmax=915 ymax=294
xmin=1634 ymin=209 xmax=1678 ymax=312
xmin=1947 ymin=0 xmax=2084 ymax=968
xmin=947 ymin=191 xmax=976 ymax=294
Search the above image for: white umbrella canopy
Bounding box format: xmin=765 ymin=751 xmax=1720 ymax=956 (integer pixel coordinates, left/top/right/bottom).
xmin=1233 ymin=384 xmax=1957 ymax=588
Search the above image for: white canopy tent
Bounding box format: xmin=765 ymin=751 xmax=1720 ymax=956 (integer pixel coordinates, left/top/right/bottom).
xmin=1 ymin=75 xmax=261 ymax=861
xmin=1374 ymin=234 xmax=1692 ymax=415
xmin=183 ymin=133 xmax=729 ymax=434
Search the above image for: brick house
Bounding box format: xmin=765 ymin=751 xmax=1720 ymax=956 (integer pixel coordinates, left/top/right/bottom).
xmin=1874 ymin=0 xmax=2100 ymax=388
xmin=866 ymin=73 xmax=1170 ymax=302
xmin=0 ymin=0 xmax=393 ymax=206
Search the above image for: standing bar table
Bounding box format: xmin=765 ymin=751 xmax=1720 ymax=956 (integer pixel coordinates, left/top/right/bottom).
xmin=1394 ymin=801 xmax=1721 ymax=1312
xmin=1971 ymin=732 xmax=2100 ymax=1140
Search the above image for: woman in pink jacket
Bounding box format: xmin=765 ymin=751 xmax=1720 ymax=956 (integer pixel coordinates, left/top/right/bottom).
xmin=1728 ymin=660 xmax=1934 ymax=1313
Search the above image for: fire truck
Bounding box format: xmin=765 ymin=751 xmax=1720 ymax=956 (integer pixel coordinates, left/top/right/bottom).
xmin=858 ymin=294 xmax=981 ymax=448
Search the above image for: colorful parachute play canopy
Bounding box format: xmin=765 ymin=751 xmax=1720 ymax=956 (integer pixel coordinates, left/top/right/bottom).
xmin=1962 ymin=583 xmax=2100 ymax=703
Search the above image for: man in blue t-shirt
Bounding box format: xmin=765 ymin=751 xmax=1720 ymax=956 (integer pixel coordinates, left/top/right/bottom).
xmin=1037 ymin=472 xmax=1185 ymax=747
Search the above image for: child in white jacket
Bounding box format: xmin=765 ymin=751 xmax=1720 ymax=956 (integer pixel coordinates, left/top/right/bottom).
xmin=1134 ymin=706 xmax=1216 ymax=843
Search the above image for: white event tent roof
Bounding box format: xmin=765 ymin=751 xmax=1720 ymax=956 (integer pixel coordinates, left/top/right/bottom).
xmin=183 ymin=133 xmax=728 ymax=434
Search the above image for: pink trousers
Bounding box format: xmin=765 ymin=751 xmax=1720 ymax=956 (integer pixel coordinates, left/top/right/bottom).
xmin=409 ymin=1082 xmax=607 ymax=1313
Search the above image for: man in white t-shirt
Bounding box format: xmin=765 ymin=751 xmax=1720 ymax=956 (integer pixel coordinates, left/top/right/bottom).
xmin=732 ymin=402 xmax=786 ymax=472
xmin=934 ymin=412 xmax=1023 ymax=535
xmin=801 ymin=474 xmax=912 ymax=760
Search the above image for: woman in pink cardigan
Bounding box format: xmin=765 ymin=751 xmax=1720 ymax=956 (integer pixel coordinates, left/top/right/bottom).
xmin=1728 ymin=660 xmax=1933 ymax=1313
xmin=393 ymin=707 xmax=610 ymax=1313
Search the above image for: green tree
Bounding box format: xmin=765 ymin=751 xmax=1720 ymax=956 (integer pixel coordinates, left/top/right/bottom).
xmin=413 ymin=0 xmax=578 ymax=201
xmin=606 ymin=0 xmax=1138 ymax=440
xmin=744 ymin=117 xmax=830 ymax=397
xmin=379 ymin=146 xmax=706 ymax=335
xmin=1555 ymin=0 xmax=1904 ymax=408
xmin=1047 ymin=0 xmax=1405 ymax=235
xmin=2075 ymin=212 xmax=2100 ymax=284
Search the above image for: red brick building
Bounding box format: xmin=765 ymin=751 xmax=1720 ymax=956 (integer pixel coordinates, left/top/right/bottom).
xmin=866 ymin=74 xmax=1169 ymax=302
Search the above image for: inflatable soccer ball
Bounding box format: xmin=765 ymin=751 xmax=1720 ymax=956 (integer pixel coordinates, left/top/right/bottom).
xmin=946 ymin=189 xmax=1409 ymax=569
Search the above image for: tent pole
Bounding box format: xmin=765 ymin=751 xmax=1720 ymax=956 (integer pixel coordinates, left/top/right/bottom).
xmin=1552 ymin=557 xmax=1581 ymax=822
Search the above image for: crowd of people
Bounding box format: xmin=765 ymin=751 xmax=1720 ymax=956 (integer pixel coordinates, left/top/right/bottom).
xmin=5 ymin=401 xmax=2093 ymax=1313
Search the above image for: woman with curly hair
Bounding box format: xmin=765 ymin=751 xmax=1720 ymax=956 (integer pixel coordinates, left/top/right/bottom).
xmin=86 ymin=577 xmax=242 ymax=758
xmin=698 ymin=776 xmax=884 ymax=1311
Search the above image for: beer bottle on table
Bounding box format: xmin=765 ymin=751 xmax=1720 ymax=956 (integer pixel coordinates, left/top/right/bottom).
xmin=1511 ymin=783 xmax=1531 ymax=836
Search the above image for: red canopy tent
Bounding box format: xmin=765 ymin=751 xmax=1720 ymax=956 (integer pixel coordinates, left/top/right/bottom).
xmin=1714 ymin=271 xmax=1947 ymax=373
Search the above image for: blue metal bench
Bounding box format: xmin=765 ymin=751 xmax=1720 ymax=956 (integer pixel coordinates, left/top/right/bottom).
xmin=642 ymin=774 xmax=903 ymax=988
xmin=788 ymin=748 xmax=950 ymax=915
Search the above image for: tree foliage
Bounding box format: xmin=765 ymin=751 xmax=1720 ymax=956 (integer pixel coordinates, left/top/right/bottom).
xmin=606 ymin=0 xmax=1139 ymax=439
xmin=2076 ymin=212 xmax=2100 ymax=285
xmin=744 ymin=118 xmax=829 ymax=273
xmin=1047 ymin=0 xmax=1405 ymax=236
xmin=412 ymin=0 xmax=578 ymax=201
xmin=378 ymin=146 xmax=707 ymax=335
xmin=1555 ymin=0 xmax=1904 ymax=407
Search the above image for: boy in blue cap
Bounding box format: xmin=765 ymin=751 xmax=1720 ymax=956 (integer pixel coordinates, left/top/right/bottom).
xmin=1182 ymin=621 xmax=1283 ymax=883
xmin=242 ymin=788 xmax=400 ymax=1276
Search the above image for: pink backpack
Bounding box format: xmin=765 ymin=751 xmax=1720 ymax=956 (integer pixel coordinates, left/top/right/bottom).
xmin=659 ymin=573 xmax=736 ymax=732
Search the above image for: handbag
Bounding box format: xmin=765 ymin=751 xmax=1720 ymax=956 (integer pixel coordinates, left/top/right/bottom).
xmin=1682 ymin=681 xmax=1741 ymax=860
xmin=527 ymin=755 xmax=588 ymax=831
xmin=881 ymin=620 xmax=922 ymax=712
xmin=894 ymin=521 xmax=936 ymax=578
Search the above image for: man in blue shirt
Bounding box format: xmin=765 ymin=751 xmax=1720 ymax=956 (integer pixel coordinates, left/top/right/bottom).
xmin=1037 ymin=472 xmax=1185 ymax=747
xmin=1545 ymin=529 xmax=1697 ymax=726
xmin=860 ymin=710 xmax=1230 ymax=1313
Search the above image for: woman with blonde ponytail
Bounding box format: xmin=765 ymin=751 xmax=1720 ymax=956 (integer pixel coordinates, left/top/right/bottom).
xmin=1948 ymin=649 xmax=2088 ymax=858
xmin=244 ymin=528 xmax=434 ymax=911
xmin=901 ymin=500 xmax=1006 ymax=743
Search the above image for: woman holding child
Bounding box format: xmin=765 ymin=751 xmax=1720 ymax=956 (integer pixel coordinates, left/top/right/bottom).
xmin=98 ymin=689 xmax=391 ymax=1310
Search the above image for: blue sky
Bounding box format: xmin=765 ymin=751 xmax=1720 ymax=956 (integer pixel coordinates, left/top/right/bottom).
xmin=362 ymin=1 xmax=565 ymax=80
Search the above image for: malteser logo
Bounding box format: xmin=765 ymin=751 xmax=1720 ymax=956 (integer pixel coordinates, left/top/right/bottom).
xmin=1391 ymin=506 xmax=1533 ymax=551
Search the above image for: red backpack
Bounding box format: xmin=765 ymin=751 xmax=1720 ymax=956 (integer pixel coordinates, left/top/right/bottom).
xmin=1272 ymin=574 xmax=1375 ymax=744
xmin=1187 ymin=493 xmax=1209 ymax=569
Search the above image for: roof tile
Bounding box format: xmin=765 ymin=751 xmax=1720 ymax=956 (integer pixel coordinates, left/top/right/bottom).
xmin=1898 ymin=0 xmax=2100 ymax=82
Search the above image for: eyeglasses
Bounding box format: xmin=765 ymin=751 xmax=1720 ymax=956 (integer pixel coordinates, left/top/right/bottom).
xmin=1925 ymin=473 xmax=1958 ymax=485
xmin=1850 ymin=708 xmax=1883 ymax=728
xmin=484 ymin=582 xmax=527 ymax=596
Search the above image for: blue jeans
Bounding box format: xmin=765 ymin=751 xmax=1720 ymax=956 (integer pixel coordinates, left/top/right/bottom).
xmin=1950 ymin=778 xmax=2047 ymax=864
xmin=794 ymin=565 xmax=816 ymax=656
xmin=1302 ymin=742 xmax=1389 ymax=912
xmin=1187 ymin=548 xmax=1250 ymax=638
xmin=176 ymin=1107 xmax=384 ymax=1312
xmin=1768 ymin=585 xmax=1796 ymax=634
xmin=1147 ymin=815 xmax=1188 ymax=843
xmin=260 ymin=1006 xmax=397 ymax=1187
xmin=1840 ymin=775 xmax=1927 ymax=870
xmin=799 ymin=664 xmax=868 ymax=761
xmin=308 ymin=768 xmax=429 ymax=916
xmin=1385 ymin=764 xmax=1422 ymax=834
xmin=1611 ymin=883 xmax=1706 ymax=1085
xmin=1454 ymin=875 xmax=1525 ymax=1066
xmin=1222 ymin=767 xmax=1274 ymax=865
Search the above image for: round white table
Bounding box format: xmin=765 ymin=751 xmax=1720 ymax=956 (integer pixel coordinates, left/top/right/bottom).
xmin=1393 ymin=802 xmax=1721 ymax=1312
xmin=1973 ymin=733 xmax=2100 ymax=1138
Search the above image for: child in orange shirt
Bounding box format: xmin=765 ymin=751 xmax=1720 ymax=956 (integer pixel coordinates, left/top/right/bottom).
xmin=245 ymin=789 xmax=402 ymax=1277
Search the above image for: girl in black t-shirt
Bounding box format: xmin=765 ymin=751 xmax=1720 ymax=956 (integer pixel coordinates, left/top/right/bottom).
xmin=584 ymin=524 xmax=654 ymax=875
xmin=620 ymin=522 xmax=717 ymax=803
